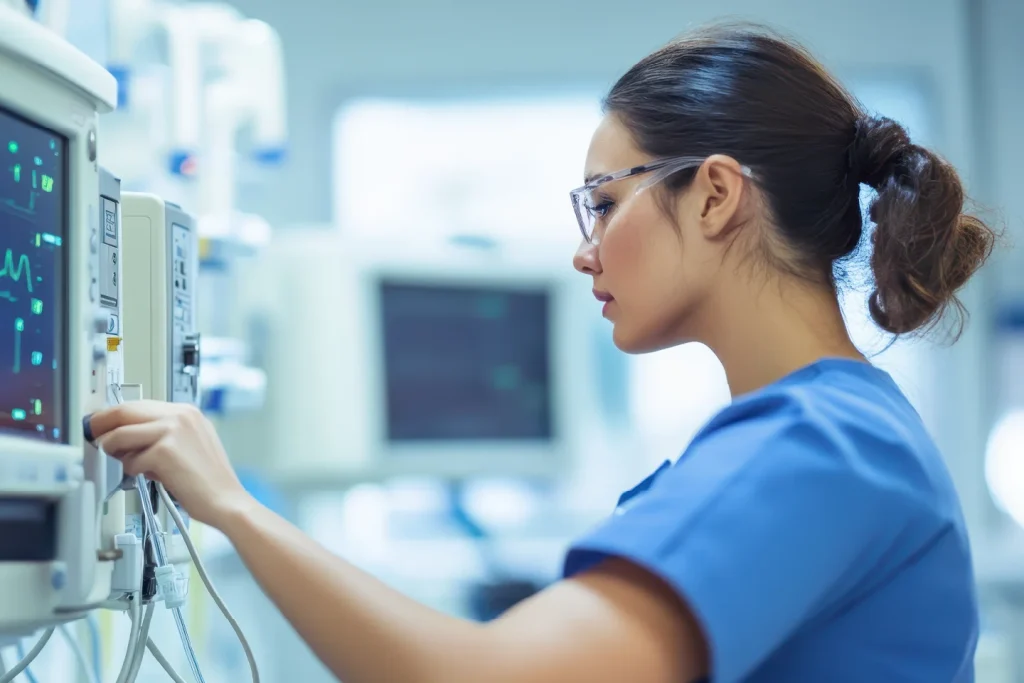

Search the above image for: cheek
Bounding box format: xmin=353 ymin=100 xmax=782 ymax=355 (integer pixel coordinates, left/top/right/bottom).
xmin=600 ymin=205 xmax=681 ymax=299
xmin=601 ymin=208 xmax=654 ymax=278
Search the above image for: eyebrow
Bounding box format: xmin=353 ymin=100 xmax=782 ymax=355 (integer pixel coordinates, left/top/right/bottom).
xmin=584 ymin=170 xmax=608 ymax=184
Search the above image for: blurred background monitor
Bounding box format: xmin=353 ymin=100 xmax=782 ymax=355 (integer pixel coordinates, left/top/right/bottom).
xmin=228 ymin=231 xmax=599 ymax=485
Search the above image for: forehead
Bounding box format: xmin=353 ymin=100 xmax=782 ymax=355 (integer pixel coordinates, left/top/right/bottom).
xmin=584 ymin=115 xmax=650 ymax=181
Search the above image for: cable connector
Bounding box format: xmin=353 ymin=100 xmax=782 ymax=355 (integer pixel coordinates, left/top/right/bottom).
xmin=111 ymin=534 xmax=143 ymax=594
xmin=154 ymin=565 xmax=188 ymax=609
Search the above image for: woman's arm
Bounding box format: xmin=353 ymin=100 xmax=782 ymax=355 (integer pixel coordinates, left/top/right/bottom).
xmin=220 ymin=501 xmax=707 ymax=683
xmin=90 ymin=401 xmax=708 ymax=683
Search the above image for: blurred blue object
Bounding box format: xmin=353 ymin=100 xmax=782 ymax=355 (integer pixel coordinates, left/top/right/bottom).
xmin=252 ymin=147 xmax=287 ymax=166
xmin=106 ymin=65 xmax=131 ymax=109
xmin=996 ymin=303 xmax=1024 ymax=332
xmin=236 ymin=468 xmax=289 ymax=517
xmin=593 ymin=317 xmax=630 ymax=426
xmin=14 ymin=639 xmax=39 ymax=683
xmin=467 ymin=579 xmax=543 ymax=622
xmin=87 ymin=614 xmax=101 ymax=683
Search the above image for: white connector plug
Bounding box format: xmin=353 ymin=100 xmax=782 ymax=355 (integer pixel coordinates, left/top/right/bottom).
xmin=154 ymin=564 xmax=189 ymax=608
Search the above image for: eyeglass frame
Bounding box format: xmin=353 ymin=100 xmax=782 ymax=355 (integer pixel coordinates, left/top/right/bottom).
xmin=569 ymin=155 xmax=754 ymax=244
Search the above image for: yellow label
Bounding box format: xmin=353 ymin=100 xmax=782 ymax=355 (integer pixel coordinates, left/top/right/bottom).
xmin=106 ymin=336 xmax=121 ymax=352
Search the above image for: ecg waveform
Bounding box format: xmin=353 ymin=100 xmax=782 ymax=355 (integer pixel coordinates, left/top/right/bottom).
xmin=0 ymin=248 xmax=33 ymax=294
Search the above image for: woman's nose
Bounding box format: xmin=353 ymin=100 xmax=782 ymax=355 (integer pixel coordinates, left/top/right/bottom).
xmin=573 ymin=239 xmax=602 ymax=275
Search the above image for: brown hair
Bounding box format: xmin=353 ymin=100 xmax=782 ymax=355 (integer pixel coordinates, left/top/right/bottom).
xmin=604 ymin=23 xmax=996 ymax=338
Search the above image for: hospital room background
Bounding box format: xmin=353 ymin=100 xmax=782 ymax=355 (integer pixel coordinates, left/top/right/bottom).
xmin=2 ymin=0 xmax=1024 ymax=681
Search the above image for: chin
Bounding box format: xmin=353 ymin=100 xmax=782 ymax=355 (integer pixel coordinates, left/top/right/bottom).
xmin=611 ymin=323 xmax=669 ymax=354
xmin=611 ymin=314 xmax=691 ymax=354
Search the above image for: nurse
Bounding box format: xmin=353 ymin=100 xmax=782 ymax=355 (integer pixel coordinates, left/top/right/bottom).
xmin=89 ymin=23 xmax=996 ymax=683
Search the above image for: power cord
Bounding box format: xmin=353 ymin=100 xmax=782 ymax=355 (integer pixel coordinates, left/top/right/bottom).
xmin=114 ymin=595 xmax=142 ymax=683
xmin=0 ymin=627 xmax=53 ymax=683
xmin=124 ymin=603 xmax=155 ymax=683
xmin=157 ymin=483 xmax=260 ymax=683
xmin=146 ymin=638 xmax=189 ymax=683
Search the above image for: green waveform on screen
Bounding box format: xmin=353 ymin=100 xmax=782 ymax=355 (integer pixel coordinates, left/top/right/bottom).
xmin=13 ymin=317 xmax=23 ymax=374
xmin=0 ymin=249 xmax=32 ymax=293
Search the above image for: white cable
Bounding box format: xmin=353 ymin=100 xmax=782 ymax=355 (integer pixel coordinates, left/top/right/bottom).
xmin=0 ymin=649 xmax=7 ymax=676
xmin=0 ymin=627 xmax=54 ymax=683
xmin=115 ymin=596 xmax=142 ymax=683
xmin=146 ymin=638 xmax=189 ymax=683
xmin=58 ymin=623 xmax=98 ymax=683
xmin=125 ymin=603 xmax=154 ymax=683
xmin=157 ymin=483 xmax=259 ymax=683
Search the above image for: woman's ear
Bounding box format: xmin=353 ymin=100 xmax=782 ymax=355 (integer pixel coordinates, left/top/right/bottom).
xmin=693 ymin=155 xmax=749 ymax=241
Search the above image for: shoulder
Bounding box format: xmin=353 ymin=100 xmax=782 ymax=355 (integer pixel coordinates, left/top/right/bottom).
xmin=681 ymin=366 xmax=950 ymax=509
xmin=563 ymin=365 xmax=968 ymax=682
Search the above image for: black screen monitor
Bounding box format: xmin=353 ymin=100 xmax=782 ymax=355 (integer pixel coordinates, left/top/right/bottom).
xmin=0 ymin=107 xmax=68 ymax=444
xmin=380 ymin=281 xmax=552 ymax=443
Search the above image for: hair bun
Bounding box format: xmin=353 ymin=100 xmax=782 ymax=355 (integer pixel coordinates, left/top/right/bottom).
xmin=849 ymin=116 xmax=912 ymax=189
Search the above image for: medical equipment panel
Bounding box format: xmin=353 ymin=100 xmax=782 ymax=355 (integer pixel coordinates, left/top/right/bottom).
xmin=121 ymin=193 xmax=198 ymax=566
xmin=121 ymin=193 xmax=200 ymax=407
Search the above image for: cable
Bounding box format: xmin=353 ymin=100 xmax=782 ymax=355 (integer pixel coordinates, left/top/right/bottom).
xmin=58 ymin=623 xmax=98 ymax=683
xmin=114 ymin=596 xmax=142 ymax=683
xmin=157 ymin=483 xmax=260 ymax=683
xmin=132 ymin=476 xmax=204 ymax=683
xmin=13 ymin=640 xmax=38 ymax=683
xmin=146 ymin=638 xmax=189 ymax=683
xmin=124 ymin=604 xmax=154 ymax=683
xmin=135 ymin=475 xmax=168 ymax=566
xmin=0 ymin=627 xmax=53 ymax=683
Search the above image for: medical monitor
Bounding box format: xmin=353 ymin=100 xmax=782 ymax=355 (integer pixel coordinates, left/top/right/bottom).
xmin=379 ymin=281 xmax=553 ymax=443
xmin=0 ymin=5 xmax=121 ymax=635
xmin=241 ymin=232 xmax=601 ymax=484
xmin=0 ymin=105 xmax=68 ymax=444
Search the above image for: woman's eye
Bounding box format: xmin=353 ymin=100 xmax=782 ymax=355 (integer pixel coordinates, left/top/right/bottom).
xmin=586 ymin=201 xmax=614 ymax=219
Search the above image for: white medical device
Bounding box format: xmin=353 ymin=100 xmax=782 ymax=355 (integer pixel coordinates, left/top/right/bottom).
xmin=230 ymin=232 xmax=601 ymax=485
xmin=121 ymin=192 xmax=199 ymax=566
xmin=0 ymin=4 xmax=118 ymax=637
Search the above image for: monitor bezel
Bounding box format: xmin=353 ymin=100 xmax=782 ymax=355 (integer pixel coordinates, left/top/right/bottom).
xmin=376 ymin=278 xmax=556 ymax=445
xmin=352 ymin=249 xmax=583 ymax=481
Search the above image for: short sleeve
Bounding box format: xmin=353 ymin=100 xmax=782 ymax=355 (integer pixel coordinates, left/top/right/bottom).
xmin=564 ymin=392 xmax=922 ymax=683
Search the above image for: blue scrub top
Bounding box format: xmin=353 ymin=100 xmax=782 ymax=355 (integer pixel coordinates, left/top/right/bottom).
xmin=564 ymin=358 xmax=978 ymax=683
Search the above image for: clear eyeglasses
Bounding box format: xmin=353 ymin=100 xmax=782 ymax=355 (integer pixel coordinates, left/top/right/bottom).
xmin=569 ymin=156 xmax=753 ymax=244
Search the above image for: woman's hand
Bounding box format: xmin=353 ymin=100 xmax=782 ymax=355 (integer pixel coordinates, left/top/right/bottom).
xmin=88 ymin=400 xmax=255 ymax=528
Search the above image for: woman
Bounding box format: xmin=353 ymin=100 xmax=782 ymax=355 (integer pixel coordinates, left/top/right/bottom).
xmin=90 ymin=23 xmax=996 ymax=683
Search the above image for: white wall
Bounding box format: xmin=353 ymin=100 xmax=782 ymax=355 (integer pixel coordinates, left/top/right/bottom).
xmin=222 ymin=0 xmax=975 ymax=220
xmin=972 ymin=0 xmax=1024 ymax=582
xmin=978 ymin=0 xmax=1024 ymax=300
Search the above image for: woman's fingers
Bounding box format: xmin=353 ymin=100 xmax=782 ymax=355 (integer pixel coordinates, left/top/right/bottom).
xmin=119 ymin=447 xmax=165 ymax=479
xmin=99 ymin=421 xmax=172 ymax=458
xmin=88 ymin=400 xmax=191 ymax=440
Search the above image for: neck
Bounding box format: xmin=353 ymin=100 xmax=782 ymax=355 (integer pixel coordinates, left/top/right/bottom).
xmin=698 ymin=277 xmax=864 ymax=398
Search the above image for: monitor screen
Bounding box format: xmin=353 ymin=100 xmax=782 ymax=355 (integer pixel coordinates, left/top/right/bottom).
xmin=0 ymin=107 xmax=68 ymax=444
xmin=380 ymin=281 xmax=552 ymax=442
